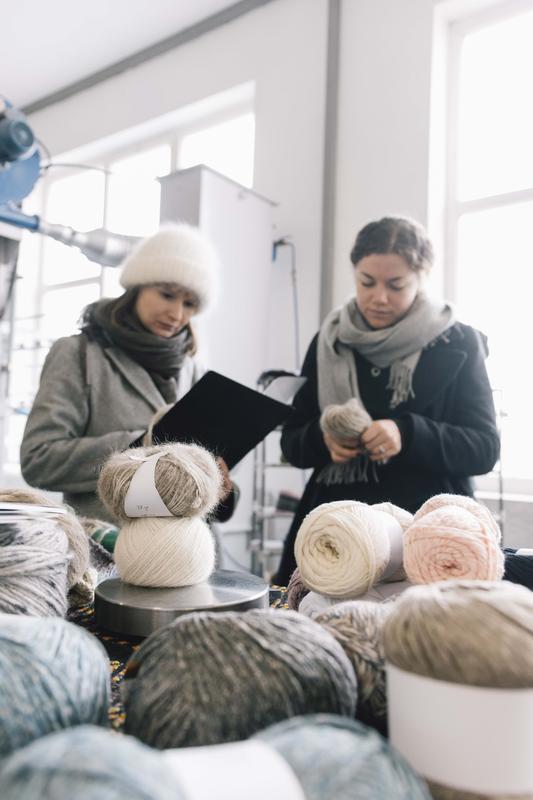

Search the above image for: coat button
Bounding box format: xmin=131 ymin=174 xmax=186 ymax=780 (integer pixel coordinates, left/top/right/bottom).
xmin=371 ymin=367 xmax=381 ymax=377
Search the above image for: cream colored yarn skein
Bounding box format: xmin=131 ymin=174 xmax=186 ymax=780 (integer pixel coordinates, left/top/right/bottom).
xmin=404 ymin=505 xmax=504 ymax=585
xmin=0 ymin=489 xmax=90 ymax=591
xmin=295 ymin=500 xmax=405 ymax=598
xmin=97 ymin=443 xmax=222 ymax=522
xmin=383 ymin=580 xmax=533 ymax=800
xmin=114 ymin=516 xmax=215 ymax=587
xmin=414 ymin=493 xmax=501 ymax=543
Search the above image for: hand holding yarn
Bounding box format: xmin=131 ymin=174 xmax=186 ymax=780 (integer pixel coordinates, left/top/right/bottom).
xmin=320 ymin=398 xmax=371 ymax=464
xmin=361 ymin=419 xmax=402 ymax=461
xmin=323 ymin=431 xmax=362 ymax=464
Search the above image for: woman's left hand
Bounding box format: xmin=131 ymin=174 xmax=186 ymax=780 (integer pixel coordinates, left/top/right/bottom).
xmin=360 ymin=420 xmax=402 ymax=462
xmin=216 ymin=457 xmax=233 ymax=500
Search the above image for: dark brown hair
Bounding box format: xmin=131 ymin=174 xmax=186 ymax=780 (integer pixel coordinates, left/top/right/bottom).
xmin=350 ymin=217 xmax=433 ymax=273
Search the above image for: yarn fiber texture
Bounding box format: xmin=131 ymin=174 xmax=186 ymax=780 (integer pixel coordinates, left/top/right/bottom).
xmin=320 ymin=398 xmax=372 ymax=441
xmin=383 ymin=580 xmax=533 ymax=800
xmin=142 ymin=403 xmax=173 ymax=447
xmin=256 ymin=715 xmax=430 ymax=800
xmin=403 ymin=505 xmax=504 ymax=585
xmin=300 ymin=581 xmax=411 ymax=619
xmin=0 ymin=489 xmax=91 ymax=595
xmin=114 ymin=516 xmax=215 ymax=587
xmin=414 ymin=494 xmax=501 ymax=543
xmin=0 ymin=725 xmax=181 ymax=800
xmin=119 ymin=222 xmax=219 ymax=312
xmin=295 ymin=500 xmax=404 ymax=598
xmin=98 ymin=443 xmax=222 ymax=522
xmin=0 ymin=519 xmax=69 ymax=616
xmin=315 ymin=602 xmax=392 ymax=736
xmin=286 ymin=566 xmax=310 ymax=610
xmin=0 ymin=615 xmax=110 ymax=757
xmin=123 ymin=608 xmax=357 ymax=748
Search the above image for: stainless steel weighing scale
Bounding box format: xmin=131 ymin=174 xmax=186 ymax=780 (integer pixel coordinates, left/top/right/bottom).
xmin=94 ymin=569 xmax=269 ymax=637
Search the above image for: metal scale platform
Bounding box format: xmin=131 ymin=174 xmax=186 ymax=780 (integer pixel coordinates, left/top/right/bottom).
xmin=94 ymin=569 xmax=269 ymax=638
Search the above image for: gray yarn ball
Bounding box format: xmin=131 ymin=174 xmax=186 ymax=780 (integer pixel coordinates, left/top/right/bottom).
xmin=0 ymin=520 xmax=70 ymax=616
xmin=0 ymin=614 xmax=110 ymax=757
xmin=0 ymin=725 xmax=182 ymax=800
xmin=124 ymin=609 xmax=357 ymax=748
xmin=256 ymin=714 xmax=430 ymax=799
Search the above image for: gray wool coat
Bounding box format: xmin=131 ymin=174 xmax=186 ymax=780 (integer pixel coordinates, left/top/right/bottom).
xmin=20 ymin=334 xmax=205 ymax=520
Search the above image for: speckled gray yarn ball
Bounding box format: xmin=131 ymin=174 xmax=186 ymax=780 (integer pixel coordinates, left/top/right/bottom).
xmin=124 ymin=609 xmax=357 ymax=748
xmin=287 ymin=566 xmax=310 ymax=610
xmin=0 ymin=520 xmax=69 ymax=616
xmin=97 ymin=442 xmax=222 ymax=522
xmin=0 ymin=614 xmax=110 ymax=757
xmin=0 ymin=725 xmax=181 ymax=800
xmin=256 ymin=714 xmax=431 ymax=800
xmin=316 ymin=601 xmax=392 ymax=736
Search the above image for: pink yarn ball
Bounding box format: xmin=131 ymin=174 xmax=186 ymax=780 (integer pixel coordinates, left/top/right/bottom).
xmin=404 ymin=505 xmax=505 ymax=585
xmin=413 ymin=493 xmax=501 ymax=543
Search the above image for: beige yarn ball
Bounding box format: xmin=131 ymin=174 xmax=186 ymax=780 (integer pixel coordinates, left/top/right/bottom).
xmin=383 ymin=580 xmax=533 ymax=800
xmin=317 ymin=600 xmax=392 ymax=736
xmin=414 ymin=493 xmax=501 ymax=543
xmin=0 ymin=489 xmax=90 ymax=590
xmin=114 ymin=516 xmax=215 ymax=587
xmin=404 ymin=505 xmax=504 ymax=585
xmin=320 ymin=398 xmax=372 ymax=441
xmin=97 ymin=443 xmax=222 ymax=522
xmin=295 ymin=500 xmax=405 ymax=598
xmin=372 ymin=502 xmax=413 ymax=531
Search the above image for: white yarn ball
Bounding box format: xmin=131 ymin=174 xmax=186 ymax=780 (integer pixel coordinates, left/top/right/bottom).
xmin=372 ymin=502 xmax=413 ymax=531
xmin=300 ymin=582 xmax=412 ymax=619
xmin=114 ymin=517 xmax=215 ymax=588
xmin=295 ymin=500 xmax=404 ymax=599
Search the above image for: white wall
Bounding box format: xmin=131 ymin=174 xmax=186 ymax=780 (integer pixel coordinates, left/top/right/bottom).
xmin=28 ymin=0 xmax=329 ymax=356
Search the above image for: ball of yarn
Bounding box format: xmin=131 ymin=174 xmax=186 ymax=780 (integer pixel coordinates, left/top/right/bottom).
xmin=414 ymin=493 xmax=501 ymax=543
xmin=504 ymin=548 xmax=533 ymax=590
xmin=315 ymin=602 xmax=392 ymax=736
xmin=114 ymin=516 xmax=215 ymax=587
xmin=403 ymin=505 xmax=504 ymax=585
xmin=0 ymin=519 xmax=69 ymax=616
xmin=383 ymin=580 xmax=533 ymax=799
xmin=295 ymin=500 xmax=404 ymax=598
xmin=300 ymin=581 xmax=411 ymax=619
xmin=0 ymin=725 xmax=181 ymax=800
xmin=0 ymin=614 xmax=110 ymax=757
xmin=372 ymin=501 xmax=413 ymax=531
xmin=123 ymin=609 xmax=357 ymax=748
xmin=97 ymin=443 xmax=222 ymax=522
xmin=0 ymin=489 xmax=90 ymax=591
xmin=256 ymin=714 xmax=430 ymax=799
xmin=320 ymin=398 xmax=372 ymax=441
xmin=286 ymin=567 xmax=310 ymax=610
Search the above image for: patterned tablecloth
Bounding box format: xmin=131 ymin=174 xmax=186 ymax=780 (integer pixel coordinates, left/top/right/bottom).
xmin=67 ymin=586 xmax=288 ymax=729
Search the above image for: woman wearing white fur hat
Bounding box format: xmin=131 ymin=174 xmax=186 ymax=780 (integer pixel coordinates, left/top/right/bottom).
xmin=20 ymin=223 xmax=234 ymax=521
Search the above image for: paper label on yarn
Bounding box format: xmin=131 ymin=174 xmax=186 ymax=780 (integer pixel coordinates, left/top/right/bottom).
xmin=516 ymin=548 xmax=533 ymax=556
xmin=387 ymin=662 xmax=533 ymax=794
xmin=163 ymin=740 xmax=306 ymax=800
xmin=123 ymin=453 xmax=174 ymax=517
xmin=370 ymin=510 xmax=404 ymax=581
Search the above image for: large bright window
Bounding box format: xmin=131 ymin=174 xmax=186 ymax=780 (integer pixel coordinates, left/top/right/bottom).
xmin=448 ymin=3 xmax=533 ymax=482
xmin=5 ymin=103 xmax=255 ymax=482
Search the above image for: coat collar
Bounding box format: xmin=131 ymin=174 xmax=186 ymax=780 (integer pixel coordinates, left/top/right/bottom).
xmin=103 ymin=347 xmax=164 ymax=412
xmin=408 ymin=345 xmax=467 ymax=411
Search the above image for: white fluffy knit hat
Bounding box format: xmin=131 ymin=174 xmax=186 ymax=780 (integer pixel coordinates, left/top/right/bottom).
xmin=120 ymin=223 xmax=219 ymax=311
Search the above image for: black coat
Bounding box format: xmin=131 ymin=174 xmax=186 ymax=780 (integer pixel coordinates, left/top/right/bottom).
xmin=274 ymin=322 xmax=500 ymax=583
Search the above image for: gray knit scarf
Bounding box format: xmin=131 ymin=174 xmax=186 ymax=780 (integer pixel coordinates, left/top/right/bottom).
xmin=316 ymin=293 xmax=455 ymax=485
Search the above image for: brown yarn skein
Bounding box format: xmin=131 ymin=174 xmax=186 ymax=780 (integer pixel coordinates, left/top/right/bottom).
xmin=383 ymin=580 xmax=533 ymax=800
xmin=286 ymin=567 xmax=310 ymax=610
xmin=320 ymin=398 xmax=372 ymax=442
xmin=97 ymin=443 xmax=222 ymax=522
xmin=317 ymin=600 xmax=392 ymax=737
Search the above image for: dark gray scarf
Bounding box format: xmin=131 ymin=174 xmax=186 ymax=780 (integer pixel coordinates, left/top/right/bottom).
xmin=81 ymin=294 xmax=192 ymax=402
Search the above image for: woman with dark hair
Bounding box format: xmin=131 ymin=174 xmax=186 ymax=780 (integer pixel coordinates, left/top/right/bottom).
xmin=274 ymin=216 xmax=500 ymax=584
xmin=20 ymin=223 xmax=234 ymax=521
